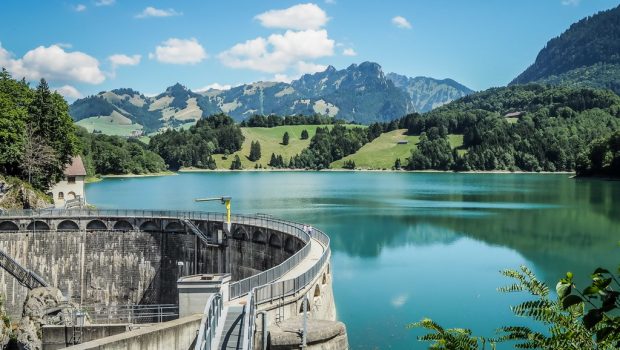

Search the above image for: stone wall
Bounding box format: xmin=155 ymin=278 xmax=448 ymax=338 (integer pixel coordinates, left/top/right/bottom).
xmin=0 ymin=220 xmax=304 ymax=318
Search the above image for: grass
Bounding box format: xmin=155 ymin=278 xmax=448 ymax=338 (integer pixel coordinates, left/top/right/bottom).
xmin=76 ymin=116 xmax=143 ymax=137
xmin=331 ymin=130 xmax=465 ymax=169
xmin=212 ymin=124 xmax=365 ymax=169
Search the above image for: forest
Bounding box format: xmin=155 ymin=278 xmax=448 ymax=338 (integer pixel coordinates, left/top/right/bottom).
xmin=400 ymin=85 xmax=620 ymax=172
xmin=149 ymin=114 xmax=244 ymax=170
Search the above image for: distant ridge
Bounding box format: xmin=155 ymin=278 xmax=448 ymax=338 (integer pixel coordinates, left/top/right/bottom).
xmin=69 ymin=62 xmax=473 ymax=133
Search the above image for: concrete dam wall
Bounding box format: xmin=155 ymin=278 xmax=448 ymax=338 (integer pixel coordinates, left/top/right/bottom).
xmin=0 ymin=215 xmax=304 ymax=318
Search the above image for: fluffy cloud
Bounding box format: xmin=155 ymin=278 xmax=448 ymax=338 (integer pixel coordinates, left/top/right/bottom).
xmin=108 ymin=54 xmax=141 ymax=77
xmin=392 ymin=16 xmax=412 ymax=29
xmin=74 ymin=4 xmax=86 ymax=12
xmin=255 ymin=3 xmax=328 ymax=30
xmin=135 ymin=6 xmax=182 ymax=18
xmin=196 ymin=83 xmax=232 ymax=92
xmin=219 ymin=29 xmax=334 ymax=73
xmin=561 ymin=0 xmax=580 ymax=5
xmin=95 ymin=0 xmax=114 ymax=6
xmin=109 ymin=54 xmax=141 ymax=67
xmin=297 ymin=61 xmax=327 ymax=75
xmin=0 ymin=43 xmax=105 ymax=84
xmin=150 ymin=38 xmax=207 ymax=64
xmin=342 ymin=48 xmax=357 ymax=56
xmin=54 ymin=85 xmax=82 ymax=99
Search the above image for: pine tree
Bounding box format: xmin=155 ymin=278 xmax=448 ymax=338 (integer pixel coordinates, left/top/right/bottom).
xmin=282 ymin=132 xmax=290 ymax=145
xmin=249 ymin=140 xmax=261 ymax=161
xmin=269 ymin=153 xmax=278 ymax=167
xmin=300 ymin=129 xmax=309 ymax=140
xmin=230 ymin=155 xmax=242 ymax=170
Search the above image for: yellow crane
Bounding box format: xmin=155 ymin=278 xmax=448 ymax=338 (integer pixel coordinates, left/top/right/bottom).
xmin=194 ymin=196 xmax=232 ymax=231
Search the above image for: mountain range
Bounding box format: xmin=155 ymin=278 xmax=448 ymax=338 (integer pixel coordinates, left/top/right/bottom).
xmin=69 ymin=62 xmax=473 ymax=133
xmin=510 ymin=4 xmax=620 ymax=94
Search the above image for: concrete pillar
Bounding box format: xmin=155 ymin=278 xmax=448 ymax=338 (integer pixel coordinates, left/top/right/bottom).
xmin=177 ymin=274 xmax=230 ymax=318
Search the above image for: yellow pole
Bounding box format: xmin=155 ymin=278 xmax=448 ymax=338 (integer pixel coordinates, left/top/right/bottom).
xmin=225 ymin=199 xmax=231 ymax=229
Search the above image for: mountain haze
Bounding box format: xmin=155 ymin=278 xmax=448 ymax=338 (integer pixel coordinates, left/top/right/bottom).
xmin=70 ymin=62 xmax=472 ymax=133
xmin=386 ymin=73 xmax=474 ymax=112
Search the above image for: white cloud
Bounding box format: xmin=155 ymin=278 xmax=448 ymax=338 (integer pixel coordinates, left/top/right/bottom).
xmin=55 ymin=43 xmax=73 ymax=49
xmin=108 ymin=54 xmax=141 ymax=77
xmin=342 ymin=48 xmax=357 ymax=56
xmin=196 ymin=83 xmax=232 ymax=92
xmin=219 ymin=29 xmax=334 ymax=73
xmin=54 ymin=85 xmax=82 ymax=99
xmin=95 ymin=0 xmax=114 ymax=6
xmin=135 ymin=6 xmax=182 ymax=18
xmin=109 ymin=54 xmax=141 ymax=67
xmin=392 ymin=16 xmax=412 ymax=29
xmin=561 ymin=0 xmax=580 ymax=5
xmin=272 ymin=74 xmax=294 ymax=83
xmin=74 ymin=4 xmax=86 ymax=12
xmin=0 ymin=43 xmax=105 ymax=84
xmin=255 ymin=3 xmax=328 ymax=30
xmin=151 ymin=38 xmax=207 ymax=64
xmin=297 ymin=61 xmax=327 ymax=75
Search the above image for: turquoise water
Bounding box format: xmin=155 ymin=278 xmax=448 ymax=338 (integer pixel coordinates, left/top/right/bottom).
xmin=86 ymin=172 xmax=620 ymax=349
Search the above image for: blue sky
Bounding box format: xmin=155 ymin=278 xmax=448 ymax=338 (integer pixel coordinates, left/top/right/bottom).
xmin=0 ymin=0 xmax=618 ymax=100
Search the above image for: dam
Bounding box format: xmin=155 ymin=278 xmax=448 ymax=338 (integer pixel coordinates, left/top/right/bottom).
xmin=0 ymin=209 xmax=346 ymax=349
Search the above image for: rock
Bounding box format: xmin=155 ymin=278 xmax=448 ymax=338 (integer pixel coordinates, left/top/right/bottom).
xmin=0 ymin=176 xmax=52 ymax=210
xmin=14 ymin=287 xmax=75 ymax=350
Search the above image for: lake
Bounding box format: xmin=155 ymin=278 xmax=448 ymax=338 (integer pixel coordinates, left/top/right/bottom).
xmin=86 ymin=172 xmax=620 ymax=349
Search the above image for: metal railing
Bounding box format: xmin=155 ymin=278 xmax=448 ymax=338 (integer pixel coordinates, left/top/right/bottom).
xmin=194 ymin=293 xmax=223 ymax=350
xmin=81 ymin=304 xmax=178 ymax=324
xmin=241 ymin=290 xmax=256 ymax=350
xmin=0 ymin=247 xmax=48 ymax=289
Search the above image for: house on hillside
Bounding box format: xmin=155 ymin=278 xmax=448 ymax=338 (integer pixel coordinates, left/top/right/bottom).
xmin=50 ymin=156 xmax=87 ymax=208
xmin=503 ymin=111 xmax=525 ymax=118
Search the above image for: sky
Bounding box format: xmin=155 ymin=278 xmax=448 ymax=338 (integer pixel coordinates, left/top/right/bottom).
xmin=0 ymin=0 xmax=618 ymax=100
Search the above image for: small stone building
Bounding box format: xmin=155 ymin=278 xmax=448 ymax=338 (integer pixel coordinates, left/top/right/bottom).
xmin=50 ymin=156 xmax=87 ymax=208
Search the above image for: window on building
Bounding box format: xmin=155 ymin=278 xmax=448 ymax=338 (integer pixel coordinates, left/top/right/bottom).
xmin=68 ymin=177 xmax=76 ymax=184
xmin=58 ymin=192 xmax=64 ymax=200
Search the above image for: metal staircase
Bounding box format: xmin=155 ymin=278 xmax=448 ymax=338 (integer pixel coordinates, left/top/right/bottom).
xmin=0 ymin=248 xmax=48 ymax=289
xmin=183 ymin=219 xmax=219 ymax=246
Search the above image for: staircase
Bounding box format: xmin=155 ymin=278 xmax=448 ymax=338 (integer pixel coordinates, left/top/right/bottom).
xmin=183 ymin=219 xmax=219 ymax=246
xmin=0 ymin=248 xmax=48 ymax=289
xmin=217 ymin=306 xmax=244 ymax=350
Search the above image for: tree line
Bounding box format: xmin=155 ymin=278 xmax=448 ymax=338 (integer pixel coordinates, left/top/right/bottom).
xmin=149 ymin=114 xmax=244 ymax=170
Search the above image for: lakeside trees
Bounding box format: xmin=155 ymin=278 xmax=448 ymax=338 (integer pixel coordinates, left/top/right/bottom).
xmin=397 ymin=85 xmax=620 ymax=172
xmin=149 ymin=114 xmax=244 ymax=170
xmin=249 ymin=140 xmax=261 ymax=161
xmin=576 ymin=131 xmax=620 ymax=177
xmin=0 ymin=70 xmax=78 ymax=190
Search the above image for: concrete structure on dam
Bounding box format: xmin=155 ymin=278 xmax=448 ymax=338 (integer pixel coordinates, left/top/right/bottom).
xmin=0 ymin=209 xmax=346 ymax=349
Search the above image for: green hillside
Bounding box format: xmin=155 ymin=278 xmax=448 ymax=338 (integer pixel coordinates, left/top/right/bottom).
xmin=76 ymin=116 xmax=143 ymax=136
xmin=213 ymin=125 xmax=323 ymax=169
xmin=211 ymin=124 xmax=366 ymax=169
xmin=331 ymin=130 xmax=463 ymax=169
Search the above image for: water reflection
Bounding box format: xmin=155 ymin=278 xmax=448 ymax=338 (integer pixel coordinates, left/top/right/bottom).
xmin=86 ymin=172 xmax=620 ymax=349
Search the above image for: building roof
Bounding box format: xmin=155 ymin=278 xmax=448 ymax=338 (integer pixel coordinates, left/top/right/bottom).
xmin=504 ymin=111 xmax=524 ymax=118
xmin=64 ymin=156 xmax=87 ymax=176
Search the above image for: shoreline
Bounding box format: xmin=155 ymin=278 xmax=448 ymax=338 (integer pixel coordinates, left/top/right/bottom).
xmin=178 ymin=167 xmax=575 ymax=175
xmin=99 ymin=171 xmax=177 ymax=179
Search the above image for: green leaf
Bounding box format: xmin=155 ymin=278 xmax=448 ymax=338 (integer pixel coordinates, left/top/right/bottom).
xmin=561 ymin=294 xmax=582 ymax=309
xmin=593 ymin=267 xmax=610 ymax=275
xmin=556 ymin=281 xmax=571 ymax=298
xmin=593 ymin=277 xmax=612 ymax=290
xmin=566 ymin=271 xmax=573 ymax=279
xmin=583 ymin=285 xmax=600 ymax=296
xmin=583 ymin=309 xmax=603 ymax=330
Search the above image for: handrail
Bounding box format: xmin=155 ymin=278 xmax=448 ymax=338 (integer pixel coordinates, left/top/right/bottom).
xmin=240 ymin=289 xmax=256 ymax=350
xmin=194 ymin=293 xmax=223 ymax=350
